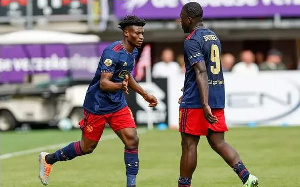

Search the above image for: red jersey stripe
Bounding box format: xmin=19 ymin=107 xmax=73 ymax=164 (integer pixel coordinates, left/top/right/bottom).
xmin=185 ymin=29 xmax=196 ymax=40
xmin=112 ymin=43 xmax=123 ymax=52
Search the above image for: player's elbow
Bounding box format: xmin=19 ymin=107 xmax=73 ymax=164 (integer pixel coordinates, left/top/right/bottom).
xmin=195 ymin=69 xmax=207 ymax=77
xmin=99 ymin=80 xmax=109 ymax=91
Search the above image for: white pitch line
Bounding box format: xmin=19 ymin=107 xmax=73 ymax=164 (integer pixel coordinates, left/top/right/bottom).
xmin=0 ymin=128 xmax=147 ymax=160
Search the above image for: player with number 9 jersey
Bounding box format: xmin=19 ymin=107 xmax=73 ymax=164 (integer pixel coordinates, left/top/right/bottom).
xmin=179 ymin=26 xmax=227 ymax=136
xmin=177 ymin=3 xmax=258 ymax=187
xmin=180 ymin=28 xmax=225 ymax=110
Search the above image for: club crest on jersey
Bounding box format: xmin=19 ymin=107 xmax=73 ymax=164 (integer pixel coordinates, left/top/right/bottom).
xmin=123 ymin=62 xmax=127 ymax=66
xmin=119 ymin=70 xmax=128 ymax=78
xmin=104 ymin=59 xmax=112 ymax=67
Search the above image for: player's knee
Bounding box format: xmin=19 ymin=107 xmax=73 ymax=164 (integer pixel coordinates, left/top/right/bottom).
xmin=209 ymin=139 xmax=225 ymax=151
xmin=181 ymin=139 xmax=197 ymax=151
xmin=124 ymin=135 xmax=139 ymax=149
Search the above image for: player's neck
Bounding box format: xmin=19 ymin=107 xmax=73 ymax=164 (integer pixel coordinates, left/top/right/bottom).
xmin=191 ymin=23 xmax=204 ymax=32
xmin=121 ymin=40 xmax=134 ymax=53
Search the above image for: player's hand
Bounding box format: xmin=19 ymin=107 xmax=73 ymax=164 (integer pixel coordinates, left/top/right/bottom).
xmin=203 ymin=104 xmax=218 ymax=124
xmin=178 ymin=95 xmax=183 ymax=104
xmin=122 ymin=75 xmax=129 ymax=95
xmin=143 ymin=93 xmax=158 ymax=107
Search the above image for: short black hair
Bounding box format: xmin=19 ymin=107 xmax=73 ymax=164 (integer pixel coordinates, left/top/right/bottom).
xmin=118 ymin=15 xmax=146 ymax=30
xmin=182 ymin=2 xmax=203 ymax=19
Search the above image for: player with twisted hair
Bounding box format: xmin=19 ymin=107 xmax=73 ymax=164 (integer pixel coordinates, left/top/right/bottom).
xmin=38 ymin=15 xmax=157 ymax=187
xmin=178 ymin=2 xmax=258 ymax=187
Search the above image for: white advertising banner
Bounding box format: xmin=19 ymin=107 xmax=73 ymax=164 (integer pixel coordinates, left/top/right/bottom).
xmin=168 ymin=71 xmax=300 ymax=128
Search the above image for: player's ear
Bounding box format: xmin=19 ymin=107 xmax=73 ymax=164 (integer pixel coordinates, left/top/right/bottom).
xmin=123 ymin=28 xmax=129 ymax=37
xmin=188 ymin=17 xmax=192 ymax=24
xmin=123 ymin=26 xmax=130 ymax=37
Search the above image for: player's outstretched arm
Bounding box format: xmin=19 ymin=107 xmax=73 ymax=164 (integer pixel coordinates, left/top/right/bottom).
xmin=193 ymin=62 xmax=218 ymax=124
xmin=100 ymin=72 xmax=128 ymax=93
xmin=128 ymin=74 xmax=158 ymax=107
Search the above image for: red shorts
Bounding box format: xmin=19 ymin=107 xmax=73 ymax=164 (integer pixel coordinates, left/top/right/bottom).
xmin=78 ymin=106 xmax=136 ymax=141
xmin=179 ymin=108 xmax=228 ymax=136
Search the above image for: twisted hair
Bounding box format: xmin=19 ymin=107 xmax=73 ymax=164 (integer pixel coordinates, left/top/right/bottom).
xmin=182 ymin=2 xmax=203 ymax=20
xmin=119 ymin=15 xmax=146 ymax=30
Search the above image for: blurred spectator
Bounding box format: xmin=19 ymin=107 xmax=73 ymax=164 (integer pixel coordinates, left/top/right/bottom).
xmin=152 ymin=48 xmax=181 ymax=78
xmin=255 ymin=51 xmax=265 ymax=66
xmin=259 ymin=49 xmax=287 ymax=71
xmin=231 ymin=50 xmax=259 ymax=75
xmin=221 ymin=53 xmax=235 ymax=72
xmin=297 ymin=57 xmax=300 ymax=70
xmin=176 ymin=54 xmax=186 ymax=74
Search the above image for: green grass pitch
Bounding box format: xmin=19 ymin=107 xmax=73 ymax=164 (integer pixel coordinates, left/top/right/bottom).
xmin=1 ymin=126 xmax=300 ymax=186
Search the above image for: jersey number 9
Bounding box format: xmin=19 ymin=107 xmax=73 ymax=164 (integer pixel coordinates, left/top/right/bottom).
xmin=210 ymin=44 xmax=221 ymax=74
